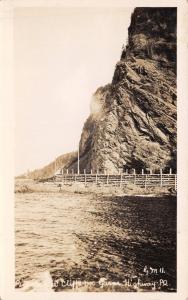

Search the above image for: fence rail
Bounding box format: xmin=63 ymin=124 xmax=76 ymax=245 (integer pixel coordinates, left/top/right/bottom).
xmin=53 ymin=173 xmax=177 ymax=190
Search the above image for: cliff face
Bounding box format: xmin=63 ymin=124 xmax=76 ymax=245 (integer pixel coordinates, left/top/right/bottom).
xmin=24 ymin=152 xmax=77 ymax=180
xmin=76 ymin=7 xmax=177 ymax=174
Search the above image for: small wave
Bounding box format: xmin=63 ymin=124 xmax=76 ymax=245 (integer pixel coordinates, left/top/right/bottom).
xmin=19 ymin=271 xmax=54 ymax=292
xmin=27 ymin=232 xmax=41 ymax=237
xmin=16 ymin=242 xmax=27 ymax=246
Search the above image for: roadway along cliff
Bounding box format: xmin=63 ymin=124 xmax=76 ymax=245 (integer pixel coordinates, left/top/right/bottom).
xmin=25 ymin=7 xmax=177 ymax=179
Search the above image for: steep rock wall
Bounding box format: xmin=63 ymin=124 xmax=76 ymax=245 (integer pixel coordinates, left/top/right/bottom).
xmin=75 ymin=7 xmax=177 ymax=174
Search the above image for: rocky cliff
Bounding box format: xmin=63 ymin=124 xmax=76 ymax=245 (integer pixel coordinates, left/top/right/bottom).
xmin=21 ymin=152 xmax=77 ymax=180
xmin=73 ymin=7 xmax=177 ymax=174
xmin=26 ymin=7 xmax=177 ymax=179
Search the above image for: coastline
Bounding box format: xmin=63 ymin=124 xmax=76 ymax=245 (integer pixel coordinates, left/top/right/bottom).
xmin=14 ymin=179 xmax=176 ymax=198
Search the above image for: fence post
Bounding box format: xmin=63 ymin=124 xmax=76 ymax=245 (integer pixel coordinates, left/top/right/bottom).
xmin=169 ymin=168 xmax=172 ymax=174
xmin=120 ymin=173 xmax=123 ymax=187
xmin=91 ymin=169 xmax=92 ymax=174
xmin=160 ymin=169 xmax=163 ymax=187
xmin=150 ymin=169 xmax=152 ymax=175
xmin=133 ymin=169 xmax=136 ymax=185
xmin=142 ymin=169 xmax=144 ymax=175
xmin=64 ymin=172 xmax=66 ymax=184
xmin=145 ymin=174 xmax=147 ymax=190
xmin=84 ymin=169 xmax=86 ymax=185
xmin=107 ymin=174 xmax=109 ymax=185
xmin=67 ymin=169 xmax=69 ymax=174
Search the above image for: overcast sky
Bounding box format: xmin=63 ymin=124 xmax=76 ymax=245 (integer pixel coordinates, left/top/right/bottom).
xmin=14 ymin=7 xmax=133 ymax=175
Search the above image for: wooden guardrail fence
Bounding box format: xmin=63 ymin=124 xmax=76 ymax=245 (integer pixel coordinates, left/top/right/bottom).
xmin=53 ymin=172 xmax=177 ymax=190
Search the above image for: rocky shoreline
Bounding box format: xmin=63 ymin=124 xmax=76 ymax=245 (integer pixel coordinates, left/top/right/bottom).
xmin=15 ymin=179 xmax=176 ymax=197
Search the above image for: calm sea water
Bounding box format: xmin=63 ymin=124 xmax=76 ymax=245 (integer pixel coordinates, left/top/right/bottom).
xmin=15 ymin=192 xmax=176 ymax=292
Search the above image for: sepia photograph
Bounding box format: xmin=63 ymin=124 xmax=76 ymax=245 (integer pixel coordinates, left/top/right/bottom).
xmin=2 ymin=1 xmax=188 ymax=298
xmin=13 ymin=4 xmax=177 ymax=293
